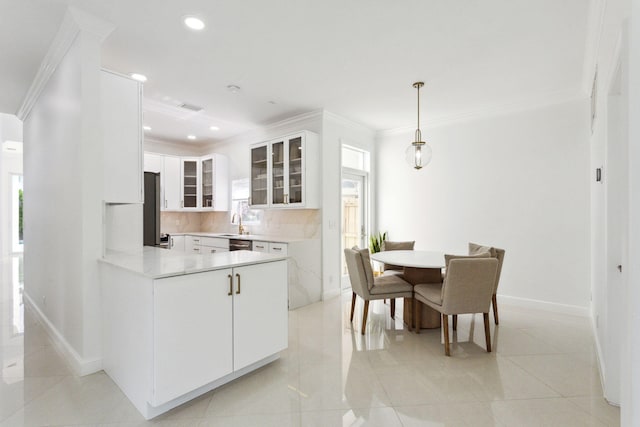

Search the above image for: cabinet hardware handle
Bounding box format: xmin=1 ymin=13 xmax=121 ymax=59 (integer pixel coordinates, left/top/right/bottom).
xmin=235 ymin=273 xmax=241 ymax=294
xmin=256 ymin=245 xmax=264 ymax=249
xmin=170 ymin=237 xmax=174 ymax=247
xmin=211 ymin=249 xmax=216 ymax=253
xmin=227 ymin=274 xmax=233 ymax=296
xmin=273 ymin=247 xmax=282 ymax=251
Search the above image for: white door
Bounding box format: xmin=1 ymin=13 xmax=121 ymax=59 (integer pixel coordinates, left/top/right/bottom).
xmin=153 ymin=269 xmax=233 ymax=405
xmin=341 ymin=172 xmax=367 ymax=289
xmin=232 ymin=261 xmax=288 ymax=370
xmin=604 ymin=49 xmax=628 ymax=405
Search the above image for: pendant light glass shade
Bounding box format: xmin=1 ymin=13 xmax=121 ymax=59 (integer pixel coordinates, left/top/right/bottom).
xmin=406 ymin=82 xmax=432 ymax=170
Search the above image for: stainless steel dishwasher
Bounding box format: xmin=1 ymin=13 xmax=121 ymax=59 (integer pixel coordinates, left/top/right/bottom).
xmin=229 ymin=238 xmax=252 ymax=251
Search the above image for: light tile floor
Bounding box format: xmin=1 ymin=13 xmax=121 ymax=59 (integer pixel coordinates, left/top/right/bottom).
xmin=0 ymin=255 xmax=620 ymax=426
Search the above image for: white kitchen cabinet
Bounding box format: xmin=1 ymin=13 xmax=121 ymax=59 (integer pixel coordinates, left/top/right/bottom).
xmin=163 ymin=156 xmax=181 ymax=210
xmin=200 ymin=154 xmax=229 ymax=211
xmin=143 ymin=153 xmax=181 ymax=211
xmin=102 ymin=70 xmax=143 ymax=203
xmin=250 ymin=143 xmax=269 ymax=208
xmin=144 ymin=153 xmax=163 ymax=174
xmin=181 ymin=158 xmax=200 ymax=209
xmin=233 ymin=262 xmax=288 ymax=370
xmin=249 ymin=131 xmax=319 ymax=209
xmin=153 ymin=269 xmax=233 ymax=404
xmin=169 ymin=235 xmax=184 ymax=251
xmin=268 ymin=242 xmax=288 ymax=256
xmin=252 ymin=241 xmax=269 ymax=252
xmin=185 ymin=235 xmax=229 ymax=254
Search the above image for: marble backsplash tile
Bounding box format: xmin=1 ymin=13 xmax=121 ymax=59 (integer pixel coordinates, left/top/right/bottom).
xmin=163 ymin=209 xmax=321 ymax=239
xmin=160 ymin=212 xmax=203 ymax=233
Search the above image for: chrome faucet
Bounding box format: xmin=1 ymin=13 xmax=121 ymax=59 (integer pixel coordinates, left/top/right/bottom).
xmin=232 ymin=213 xmax=245 ymax=235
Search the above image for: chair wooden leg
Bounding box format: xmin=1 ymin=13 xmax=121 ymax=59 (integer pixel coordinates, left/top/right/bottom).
xmin=483 ymin=312 xmax=492 ymax=353
xmin=492 ymin=294 xmax=499 ymax=325
xmin=414 ymin=299 xmax=421 ymax=333
xmin=361 ymin=300 xmax=370 ymax=335
xmin=443 ymin=314 xmax=451 ymax=356
xmin=452 ymin=314 xmax=457 ymax=331
xmin=390 ymin=299 xmax=396 ymax=319
xmin=350 ymin=292 xmax=357 ymax=322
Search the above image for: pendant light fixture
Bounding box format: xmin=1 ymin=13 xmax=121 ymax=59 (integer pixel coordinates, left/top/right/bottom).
xmin=405 ymin=82 xmax=432 ymax=170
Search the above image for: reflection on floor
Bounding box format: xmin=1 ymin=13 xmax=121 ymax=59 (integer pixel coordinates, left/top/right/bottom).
xmin=0 ymin=254 xmax=620 ymax=426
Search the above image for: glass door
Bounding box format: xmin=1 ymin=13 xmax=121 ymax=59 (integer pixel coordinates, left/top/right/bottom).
xmin=201 ymin=157 xmax=214 ymax=208
xmin=250 ymin=145 xmax=268 ymax=206
xmin=182 ymin=159 xmax=198 ymax=208
xmin=287 ymin=136 xmax=303 ymax=205
xmin=271 ymin=140 xmax=286 ymax=205
xmin=341 ymin=172 xmax=367 ymax=289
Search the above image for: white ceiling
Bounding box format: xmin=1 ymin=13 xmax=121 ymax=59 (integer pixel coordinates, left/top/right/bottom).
xmin=1 ymin=0 xmax=592 ymax=145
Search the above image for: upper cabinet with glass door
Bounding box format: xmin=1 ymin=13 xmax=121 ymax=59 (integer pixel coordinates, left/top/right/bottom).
xmin=249 ymin=131 xmax=319 ymax=209
xmin=181 ymin=158 xmax=199 ymax=209
xmin=250 ymin=144 xmax=269 ymax=208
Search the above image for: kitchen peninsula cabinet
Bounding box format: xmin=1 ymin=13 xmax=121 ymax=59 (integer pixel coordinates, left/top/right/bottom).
xmin=100 ymin=249 xmax=287 ymax=419
xmin=249 ymin=131 xmax=319 ymax=209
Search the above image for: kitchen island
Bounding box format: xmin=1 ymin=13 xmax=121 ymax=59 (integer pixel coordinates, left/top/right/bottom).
xmin=99 ymin=247 xmax=288 ymax=419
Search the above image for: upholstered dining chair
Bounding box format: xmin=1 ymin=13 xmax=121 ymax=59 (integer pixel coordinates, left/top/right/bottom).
xmin=469 ymin=243 xmax=506 ymax=324
xmin=381 ymin=240 xmax=415 ymax=276
xmin=344 ymin=247 xmax=413 ymax=334
xmin=413 ymin=257 xmax=498 ymax=356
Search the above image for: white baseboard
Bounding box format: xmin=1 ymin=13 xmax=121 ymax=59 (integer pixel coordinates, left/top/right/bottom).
xmin=322 ymin=287 xmax=341 ymax=301
xmin=497 ymin=294 xmax=589 ymax=317
xmin=24 ymin=292 xmax=102 ymax=376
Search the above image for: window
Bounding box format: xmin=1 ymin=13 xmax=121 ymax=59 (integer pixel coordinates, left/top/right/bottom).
xmin=231 ymin=178 xmax=262 ymax=225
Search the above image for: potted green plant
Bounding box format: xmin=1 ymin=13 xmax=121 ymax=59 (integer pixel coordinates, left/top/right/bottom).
xmin=369 ymin=231 xmax=387 ymax=254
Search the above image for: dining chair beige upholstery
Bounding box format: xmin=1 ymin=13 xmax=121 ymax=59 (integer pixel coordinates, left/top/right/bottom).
xmin=344 ymin=247 xmax=413 ymax=334
xmin=381 ymin=240 xmax=415 ymax=275
xmin=413 ymin=257 xmax=498 ymax=356
xmin=469 ymin=242 xmax=506 ymax=325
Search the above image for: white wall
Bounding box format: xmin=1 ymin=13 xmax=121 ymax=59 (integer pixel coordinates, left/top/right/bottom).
xmin=377 ymin=99 xmax=590 ymax=312
xmin=23 ymin=25 xmax=105 ymax=373
xmin=0 ymin=114 xmax=23 ymax=256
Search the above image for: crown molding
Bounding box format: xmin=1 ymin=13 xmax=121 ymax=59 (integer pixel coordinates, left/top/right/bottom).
xmin=16 ymin=7 xmax=114 ymax=121
xmin=582 ymin=0 xmax=607 ymax=95
xmin=378 ymin=89 xmax=585 ymax=137
xmin=323 ymin=110 xmax=376 ymax=137
xmin=262 ymin=109 xmax=323 ymax=131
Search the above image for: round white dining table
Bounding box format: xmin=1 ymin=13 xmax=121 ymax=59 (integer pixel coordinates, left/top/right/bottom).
xmin=369 ymin=250 xmax=446 ymax=329
xmin=369 ymin=250 xmax=445 ymax=268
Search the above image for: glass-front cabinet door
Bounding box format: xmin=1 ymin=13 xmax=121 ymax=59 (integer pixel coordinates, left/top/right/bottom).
xmin=201 ymin=157 xmax=214 ymax=208
xmin=181 ymin=159 xmax=199 ymax=208
xmin=271 ymin=139 xmax=286 ymax=206
xmin=250 ymin=145 xmax=268 ymax=207
xmin=287 ymin=136 xmax=303 ymax=205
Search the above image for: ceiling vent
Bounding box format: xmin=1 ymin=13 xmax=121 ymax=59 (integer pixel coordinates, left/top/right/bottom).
xmin=178 ymin=103 xmax=203 ymax=112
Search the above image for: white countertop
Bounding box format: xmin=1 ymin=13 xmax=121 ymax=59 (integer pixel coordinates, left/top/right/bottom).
xmin=100 ymin=246 xmax=288 ymax=279
xmin=168 ymin=232 xmax=310 ymax=243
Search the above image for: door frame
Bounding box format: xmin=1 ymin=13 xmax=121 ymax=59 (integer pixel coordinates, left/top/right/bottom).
xmin=341 ymin=167 xmax=369 ymax=289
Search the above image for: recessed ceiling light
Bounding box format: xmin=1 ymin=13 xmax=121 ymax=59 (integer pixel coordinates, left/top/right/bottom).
xmin=210 ymin=126 xmax=220 ymax=131
xmin=187 ymin=135 xmax=197 ymax=140
xmin=143 ymin=126 xmax=151 ymax=131
xmin=130 ymin=73 xmax=147 ymax=82
xmin=184 ymin=16 xmax=205 ymax=30
xmin=227 ymin=84 xmax=241 ymax=93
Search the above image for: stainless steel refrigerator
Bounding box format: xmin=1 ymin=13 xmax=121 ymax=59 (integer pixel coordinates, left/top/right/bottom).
xmin=143 ymin=172 xmax=160 ymax=246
